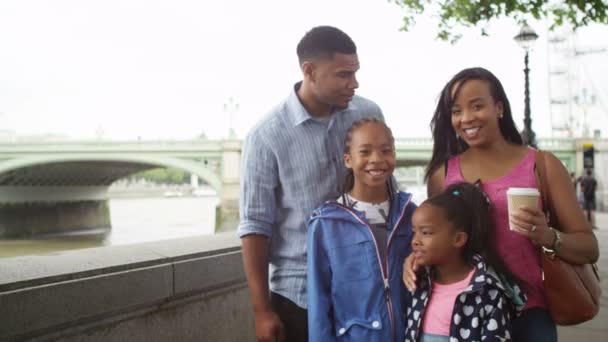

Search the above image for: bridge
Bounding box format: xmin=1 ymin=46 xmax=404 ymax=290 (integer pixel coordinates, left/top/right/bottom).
xmin=0 ymin=137 xmax=605 ymax=237
xmin=0 ymin=139 xmax=241 ymax=237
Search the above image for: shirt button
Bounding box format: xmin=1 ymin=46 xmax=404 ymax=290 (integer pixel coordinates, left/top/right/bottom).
xmin=372 ymin=321 xmax=380 ymax=328
xmin=338 ymin=328 xmax=346 ymax=335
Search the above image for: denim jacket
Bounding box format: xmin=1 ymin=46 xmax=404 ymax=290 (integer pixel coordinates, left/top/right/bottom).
xmin=307 ymin=191 xmax=416 ymax=342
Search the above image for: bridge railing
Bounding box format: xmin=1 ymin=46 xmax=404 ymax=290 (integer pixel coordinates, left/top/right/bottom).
xmin=394 ymin=138 xmax=433 ymax=149
xmin=0 ymin=139 xmax=227 ymax=153
xmin=0 ymin=137 xmax=605 ymax=151
xmin=537 ymin=138 xmax=576 ymax=150
xmin=392 ymin=137 xmax=598 ymax=152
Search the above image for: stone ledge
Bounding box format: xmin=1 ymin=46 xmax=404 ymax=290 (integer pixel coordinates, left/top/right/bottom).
xmin=0 ymin=233 xmax=246 ymax=341
xmin=0 ymin=232 xmax=241 ymax=291
xmin=1 ymin=264 xmax=173 ymax=338
xmin=52 ymin=283 xmax=253 ymax=342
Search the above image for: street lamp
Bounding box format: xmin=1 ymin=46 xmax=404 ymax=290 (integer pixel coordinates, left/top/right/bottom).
xmin=223 ymin=97 xmax=239 ymax=139
xmin=514 ymin=23 xmax=539 ymax=148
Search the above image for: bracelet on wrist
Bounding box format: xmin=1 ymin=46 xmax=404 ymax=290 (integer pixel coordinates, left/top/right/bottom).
xmin=542 ymin=227 xmax=562 ymax=256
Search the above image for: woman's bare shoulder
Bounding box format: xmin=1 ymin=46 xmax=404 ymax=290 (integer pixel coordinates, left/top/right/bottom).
xmin=427 ymin=165 xmax=445 ymax=197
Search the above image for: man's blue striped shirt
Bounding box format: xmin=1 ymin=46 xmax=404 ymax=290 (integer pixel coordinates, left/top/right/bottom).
xmin=237 ymin=83 xmax=384 ymax=308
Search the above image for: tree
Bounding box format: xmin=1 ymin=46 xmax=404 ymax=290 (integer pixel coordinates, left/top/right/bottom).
xmin=389 ymin=0 xmax=608 ymax=43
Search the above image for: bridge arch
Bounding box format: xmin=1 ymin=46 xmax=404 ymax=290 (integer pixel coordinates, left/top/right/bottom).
xmin=0 ymin=155 xmax=222 ymax=192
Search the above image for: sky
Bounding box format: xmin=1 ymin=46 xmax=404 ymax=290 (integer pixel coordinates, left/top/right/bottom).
xmin=1 ymin=0 xmax=607 ymax=141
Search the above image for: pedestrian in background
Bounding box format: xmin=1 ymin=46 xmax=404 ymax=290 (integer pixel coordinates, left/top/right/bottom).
xmin=571 ymin=172 xmax=585 ymax=208
xmin=580 ymin=169 xmax=598 ymax=228
xmin=570 ymin=172 xmax=578 ymax=191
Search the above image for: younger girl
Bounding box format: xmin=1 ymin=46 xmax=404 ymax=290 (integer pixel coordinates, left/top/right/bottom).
xmin=307 ymin=118 xmax=416 ymax=341
xmin=405 ymin=182 xmax=525 ymax=342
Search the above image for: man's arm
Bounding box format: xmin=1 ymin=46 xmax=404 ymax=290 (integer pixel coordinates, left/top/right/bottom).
xmin=237 ymin=130 xmax=284 ymax=341
xmin=242 ymin=235 xmax=285 ymax=342
xmin=242 ymin=235 xmax=271 ymax=311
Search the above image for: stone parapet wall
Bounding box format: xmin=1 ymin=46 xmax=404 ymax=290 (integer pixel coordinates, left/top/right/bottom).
xmin=0 ymin=233 xmax=254 ymax=341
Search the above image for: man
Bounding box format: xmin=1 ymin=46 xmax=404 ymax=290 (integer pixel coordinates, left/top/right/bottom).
xmin=580 ymin=169 xmax=598 ymax=228
xmin=237 ymin=26 xmax=384 ymax=342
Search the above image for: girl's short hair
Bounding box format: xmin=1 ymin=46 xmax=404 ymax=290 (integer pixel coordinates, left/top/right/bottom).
xmin=425 ymin=67 xmax=523 ymax=181
xmin=424 ymin=182 xmax=517 ymax=282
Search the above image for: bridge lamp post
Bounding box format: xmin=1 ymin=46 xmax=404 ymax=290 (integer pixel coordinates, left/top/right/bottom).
xmin=514 ymin=23 xmax=539 ymax=148
xmin=223 ymin=97 xmax=239 ymax=139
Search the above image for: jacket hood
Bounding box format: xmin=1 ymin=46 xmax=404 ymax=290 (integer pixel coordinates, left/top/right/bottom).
xmin=309 ymin=191 xmax=414 ymax=226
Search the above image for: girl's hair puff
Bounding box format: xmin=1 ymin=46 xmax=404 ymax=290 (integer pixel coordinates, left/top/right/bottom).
xmin=425 ymin=67 xmax=523 ymax=181
xmin=425 ymin=182 xmax=517 ymax=283
xmin=341 ymin=117 xmax=395 ymax=195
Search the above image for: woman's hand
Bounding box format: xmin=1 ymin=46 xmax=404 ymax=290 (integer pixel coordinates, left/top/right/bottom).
xmin=509 ymin=206 xmax=555 ymax=248
xmin=402 ymin=253 xmax=419 ymax=292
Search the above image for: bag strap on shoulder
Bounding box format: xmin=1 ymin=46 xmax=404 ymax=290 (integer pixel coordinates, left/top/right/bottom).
xmin=534 ymin=149 xmax=552 ymax=224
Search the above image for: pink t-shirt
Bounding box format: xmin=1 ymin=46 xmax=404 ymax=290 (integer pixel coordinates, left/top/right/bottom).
xmin=444 ymin=148 xmax=546 ymax=310
xmin=421 ymin=268 xmax=475 ymax=336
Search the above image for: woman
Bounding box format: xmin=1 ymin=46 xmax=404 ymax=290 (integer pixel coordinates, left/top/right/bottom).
xmin=403 ymin=67 xmax=598 ymax=341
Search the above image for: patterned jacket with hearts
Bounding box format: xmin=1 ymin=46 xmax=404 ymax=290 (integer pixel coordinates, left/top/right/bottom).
xmin=404 ymin=254 xmax=526 ymax=342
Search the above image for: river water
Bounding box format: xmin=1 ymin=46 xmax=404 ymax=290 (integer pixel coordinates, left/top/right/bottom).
xmin=0 ymin=196 xmax=219 ymax=259
xmin=0 ymin=184 xmax=428 ymax=259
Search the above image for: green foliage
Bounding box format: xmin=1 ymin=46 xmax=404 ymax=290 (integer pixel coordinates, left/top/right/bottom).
xmin=131 ymin=167 xmax=190 ymax=184
xmin=390 ymin=0 xmax=608 ymax=43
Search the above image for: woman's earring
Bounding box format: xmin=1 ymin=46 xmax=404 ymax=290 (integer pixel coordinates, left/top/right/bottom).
xmin=498 ymin=112 xmax=504 ymax=119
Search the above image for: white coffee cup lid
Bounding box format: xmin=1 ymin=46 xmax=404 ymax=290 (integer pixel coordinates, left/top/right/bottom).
xmin=507 ymin=187 xmax=540 ymax=196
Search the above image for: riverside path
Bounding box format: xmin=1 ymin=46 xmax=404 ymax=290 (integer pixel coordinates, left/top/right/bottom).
xmin=557 ymin=212 xmax=607 ymax=341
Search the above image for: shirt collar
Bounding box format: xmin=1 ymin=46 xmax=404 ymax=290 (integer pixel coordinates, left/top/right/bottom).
xmin=286 ymin=81 xmax=359 ymax=127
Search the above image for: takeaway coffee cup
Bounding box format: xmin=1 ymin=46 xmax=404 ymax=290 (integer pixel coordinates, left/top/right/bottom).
xmin=507 ymin=187 xmax=540 ymax=231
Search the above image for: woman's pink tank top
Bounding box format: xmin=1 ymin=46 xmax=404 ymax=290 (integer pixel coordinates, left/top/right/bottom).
xmin=444 ymin=148 xmax=545 ymax=310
